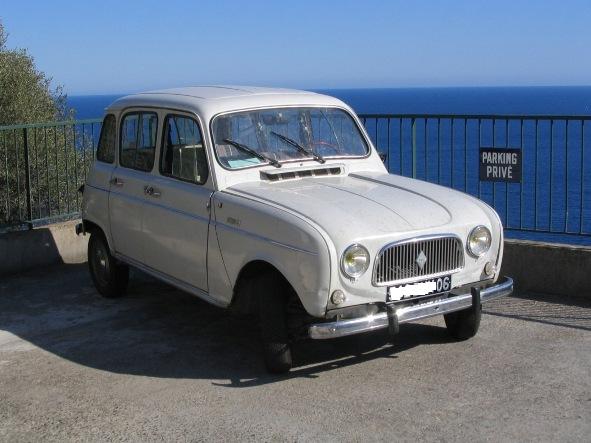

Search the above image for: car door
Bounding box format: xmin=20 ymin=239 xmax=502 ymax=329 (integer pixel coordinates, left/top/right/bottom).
xmin=108 ymin=111 xmax=158 ymax=262
xmin=141 ymin=112 xmax=212 ymax=291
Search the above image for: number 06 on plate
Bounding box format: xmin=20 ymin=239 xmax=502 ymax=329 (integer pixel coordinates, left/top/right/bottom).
xmin=388 ymin=275 xmax=452 ymax=302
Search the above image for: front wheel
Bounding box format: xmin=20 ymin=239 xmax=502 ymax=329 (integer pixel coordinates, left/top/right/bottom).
xmin=444 ymin=304 xmax=481 ymax=340
xmin=88 ymin=232 xmax=129 ymax=298
xmin=258 ymin=273 xmax=293 ymax=374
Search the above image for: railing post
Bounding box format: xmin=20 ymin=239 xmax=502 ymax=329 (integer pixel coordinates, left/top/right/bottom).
xmin=22 ymin=127 xmax=33 ymax=223
xmin=411 ymin=118 xmax=417 ymax=178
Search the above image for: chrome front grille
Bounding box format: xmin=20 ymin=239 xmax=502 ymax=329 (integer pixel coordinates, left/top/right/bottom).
xmin=373 ymin=235 xmax=465 ymax=286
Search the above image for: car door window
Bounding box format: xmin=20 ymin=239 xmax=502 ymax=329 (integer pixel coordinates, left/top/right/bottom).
xmin=160 ymin=115 xmax=208 ymax=184
xmin=120 ymin=112 xmax=157 ymax=171
xmin=96 ymin=114 xmax=116 ymax=163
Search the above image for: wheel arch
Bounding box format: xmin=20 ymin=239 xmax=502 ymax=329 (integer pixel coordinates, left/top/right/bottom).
xmin=82 ymin=219 xmax=115 ymax=253
xmin=230 ymin=259 xmax=295 ymax=316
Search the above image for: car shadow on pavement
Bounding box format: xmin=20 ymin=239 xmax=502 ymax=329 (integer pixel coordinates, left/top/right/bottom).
xmin=0 ymin=263 xmax=454 ymax=387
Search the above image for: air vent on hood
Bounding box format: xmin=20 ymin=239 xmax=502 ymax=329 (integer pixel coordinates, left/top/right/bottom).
xmin=260 ymin=165 xmax=344 ymax=182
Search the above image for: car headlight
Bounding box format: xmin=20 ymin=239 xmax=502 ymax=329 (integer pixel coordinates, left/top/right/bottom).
xmin=341 ymin=244 xmax=370 ymax=279
xmin=467 ymin=225 xmax=492 ymax=257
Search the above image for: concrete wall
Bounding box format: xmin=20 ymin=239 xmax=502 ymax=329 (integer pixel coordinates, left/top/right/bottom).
xmin=1 ymin=221 xmax=589 ymax=298
xmin=500 ymin=239 xmax=591 ymax=298
xmin=0 ymin=220 xmax=88 ymax=276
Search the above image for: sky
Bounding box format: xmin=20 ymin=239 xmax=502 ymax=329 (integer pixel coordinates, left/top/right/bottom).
xmin=1 ymin=0 xmax=591 ymax=95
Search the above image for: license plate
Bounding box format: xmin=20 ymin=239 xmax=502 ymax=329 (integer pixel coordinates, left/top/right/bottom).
xmin=388 ymin=275 xmax=452 ymax=301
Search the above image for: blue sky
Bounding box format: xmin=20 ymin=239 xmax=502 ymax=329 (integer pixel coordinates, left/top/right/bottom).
xmin=2 ymin=0 xmax=591 ymax=94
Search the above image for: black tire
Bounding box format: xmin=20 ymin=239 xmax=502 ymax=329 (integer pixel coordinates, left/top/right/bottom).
xmin=258 ymin=273 xmax=292 ymax=374
xmin=444 ymin=305 xmax=481 ymax=340
xmin=88 ymin=232 xmax=129 ymax=298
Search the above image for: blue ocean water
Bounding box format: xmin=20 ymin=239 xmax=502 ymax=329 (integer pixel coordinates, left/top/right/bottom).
xmin=67 ymin=87 xmax=591 ymax=245
xmin=68 ymin=86 xmax=591 ymax=118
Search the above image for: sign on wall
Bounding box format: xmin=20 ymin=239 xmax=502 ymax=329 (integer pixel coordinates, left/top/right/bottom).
xmin=479 ymin=148 xmax=522 ymax=183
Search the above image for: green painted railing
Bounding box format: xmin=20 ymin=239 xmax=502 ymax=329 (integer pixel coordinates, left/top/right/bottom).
xmin=0 ymin=119 xmax=102 ymax=230
xmin=1 ymin=114 xmax=589 ymax=246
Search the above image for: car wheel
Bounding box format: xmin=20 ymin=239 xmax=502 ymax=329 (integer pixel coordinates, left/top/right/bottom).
xmin=444 ymin=304 xmax=481 ymax=340
xmin=258 ymin=273 xmax=293 ymax=374
xmin=88 ymin=232 xmax=129 ymax=298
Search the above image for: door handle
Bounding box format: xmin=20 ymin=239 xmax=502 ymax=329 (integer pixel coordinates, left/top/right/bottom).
xmin=143 ymin=186 xmax=161 ymax=197
xmin=110 ymin=177 xmax=124 ymax=186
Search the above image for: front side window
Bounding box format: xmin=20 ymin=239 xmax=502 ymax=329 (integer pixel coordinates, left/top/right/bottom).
xmin=161 ymin=115 xmax=208 ymax=184
xmin=120 ymin=112 xmax=157 ymax=171
xmin=96 ymin=114 xmax=116 ymax=163
xmin=211 ymin=107 xmax=369 ymax=169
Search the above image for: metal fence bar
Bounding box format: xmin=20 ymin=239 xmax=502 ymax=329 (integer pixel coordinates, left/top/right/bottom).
xmin=437 ymin=118 xmax=441 ymax=183
xmin=579 ymin=120 xmax=585 ymax=234
xmin=54 ymin=127 xmax=59 ymax=217
xmin=550 ymin=120 xmax=554 ymax=231
xmin=519 ymin=119 xmax=524 ymax=230
xmin=478 ymin=118 xmax=481 ymax=200
xmin=450 ymin=119 xmax=454 ymax=188
xmin=505 ymin=119 xmax=509 ymax=227
xmin=14 ymin=129 xmax=21 ymax=221
xmin=534 ymin=120 xmax=539 ymax=230
xmin=399 ymin=118 xmax=402 ymax=175
xmin=73 ymin=124 xmax=79 ymax=209
xmin=565 ymin=120 xmax=569 ymax=233
xmin=492 ymin=118 xmax=496 ymax=209
xmin=463 ymin=118 xmax=467 ymax=192
xmin=3 ymin=131 xmax=8 ymax=219
xmin=34 ymin=128 xmax=39 ymax=219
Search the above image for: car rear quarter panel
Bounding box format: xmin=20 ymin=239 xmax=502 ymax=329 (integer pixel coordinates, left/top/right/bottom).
xmin=82 ymin=161 xmax=114 ymax=249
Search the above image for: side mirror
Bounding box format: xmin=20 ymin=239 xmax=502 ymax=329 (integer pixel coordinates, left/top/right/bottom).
xmin=379 ymin=153 xmax=388 ymax=163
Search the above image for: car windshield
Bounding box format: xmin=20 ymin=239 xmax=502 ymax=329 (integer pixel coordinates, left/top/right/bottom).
xmin=212 ymin=107 xmax=369 ymax=169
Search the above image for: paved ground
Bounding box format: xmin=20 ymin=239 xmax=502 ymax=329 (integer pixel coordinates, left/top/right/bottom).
xmin=0 ymin=264 xmax=590 ymax=442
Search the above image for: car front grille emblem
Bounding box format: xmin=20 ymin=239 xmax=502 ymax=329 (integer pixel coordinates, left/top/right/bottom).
xmin=416 ymin=250 xmax=427 ymax=270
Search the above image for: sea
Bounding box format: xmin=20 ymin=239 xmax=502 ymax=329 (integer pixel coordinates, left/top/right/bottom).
xmin=67 ymin=87 xmax=591 ymax=246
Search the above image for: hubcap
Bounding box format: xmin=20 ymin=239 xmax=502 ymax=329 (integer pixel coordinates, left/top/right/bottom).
xmin=92 ymin=241 xmax=110 ymax=285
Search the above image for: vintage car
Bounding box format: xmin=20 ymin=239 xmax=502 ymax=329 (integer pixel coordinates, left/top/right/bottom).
xmin=78 ymin=86 xmax=513 ymax=373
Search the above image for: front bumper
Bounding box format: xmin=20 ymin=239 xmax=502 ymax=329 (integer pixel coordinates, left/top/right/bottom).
xmin=308 ymin=276 xmax=513 ymax=339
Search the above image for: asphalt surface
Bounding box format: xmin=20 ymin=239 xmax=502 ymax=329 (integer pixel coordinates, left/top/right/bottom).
xmin=1 ymin=264 xmax=590 ymax=442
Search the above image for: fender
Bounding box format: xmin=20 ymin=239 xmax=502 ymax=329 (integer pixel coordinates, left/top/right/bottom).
xmin=212 ymin=190 xmax=335 ymax=318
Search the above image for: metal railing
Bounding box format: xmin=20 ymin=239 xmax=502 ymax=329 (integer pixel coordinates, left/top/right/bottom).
xmin=1 ymin=114 xmax=589 ymax=245
xmin=0 ymin=119 xmax=102 ymax=230
xmin=358 ymin=114 xmax=590 ymax=245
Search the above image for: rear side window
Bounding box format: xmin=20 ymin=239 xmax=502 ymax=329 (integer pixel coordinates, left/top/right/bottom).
xmin=161 ymin=115 xmax=208 ymax=184
xmin=96 ymin=114 xmax=116 ymax=163
xmin=120 ymin=112 xmax=158 ymax=171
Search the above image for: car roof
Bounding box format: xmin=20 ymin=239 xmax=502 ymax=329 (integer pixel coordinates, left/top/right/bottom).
xmin=106 ymin=85 xmax=349 ymax=119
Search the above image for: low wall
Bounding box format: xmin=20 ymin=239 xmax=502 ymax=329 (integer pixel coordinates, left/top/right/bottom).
xmin=1 ymin=221 xmax=589 ymax=298
xmin=0 ymin=220 xmax=88 ymax=276
xmin=500 ymin=239 xmax=591 ymax=298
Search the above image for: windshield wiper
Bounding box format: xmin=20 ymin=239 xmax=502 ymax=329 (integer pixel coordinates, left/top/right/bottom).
xmin=270 ymin=131 xmax=325 ymax=164
xmin=223 ymin=138 xmax=281 ymax=168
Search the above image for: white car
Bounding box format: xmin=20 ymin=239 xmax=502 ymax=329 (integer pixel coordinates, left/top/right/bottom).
xmin=78 ymin=86 xmax=513 ymax=373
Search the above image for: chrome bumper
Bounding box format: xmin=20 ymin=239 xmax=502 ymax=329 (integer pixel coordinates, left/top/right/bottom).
xmin=308 ymin=276 xmax=513 ymax=340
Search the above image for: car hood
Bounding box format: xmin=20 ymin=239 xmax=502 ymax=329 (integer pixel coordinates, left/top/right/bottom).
xmin=226 ymin=171 xmax=492 ymax=241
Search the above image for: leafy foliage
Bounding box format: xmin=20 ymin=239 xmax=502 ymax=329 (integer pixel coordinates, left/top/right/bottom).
xmin=0 ymin=20 xmax=71 ymax=125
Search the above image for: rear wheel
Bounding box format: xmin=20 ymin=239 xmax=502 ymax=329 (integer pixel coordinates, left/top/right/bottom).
xmin=88 ymin=232 xmax=129 ymax=298
xmin=444 ymin=305 xmax=481 ymax=340
xmin=258 ymin=273 xmax=292 ymax=374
